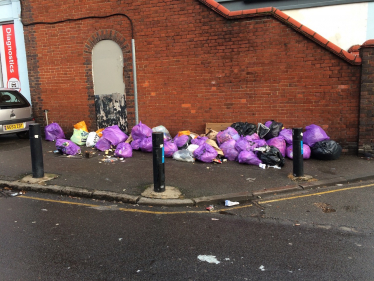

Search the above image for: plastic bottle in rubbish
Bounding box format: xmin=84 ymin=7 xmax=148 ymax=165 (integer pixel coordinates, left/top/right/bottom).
xmin=225 ymin=200 xmax=239 ymax=207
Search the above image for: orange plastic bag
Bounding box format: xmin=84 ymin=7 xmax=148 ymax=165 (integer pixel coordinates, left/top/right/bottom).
xmin=96 ymin=128 xmax=104 ymax=137
xmin=177 ymin=130 xmax=191 ymax=137
xmin=74 ymin=121 xmax=88 ymax=132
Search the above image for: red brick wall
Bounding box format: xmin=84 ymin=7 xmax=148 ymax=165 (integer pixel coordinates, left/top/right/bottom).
xmin=21 ymin=0 xmax=361 ymax=150
xmin=359 ymin=42 xmax=374 ymax=156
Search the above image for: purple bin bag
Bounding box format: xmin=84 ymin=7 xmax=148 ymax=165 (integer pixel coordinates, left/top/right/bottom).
xmin=219 ymin=139 xmax=238 ymax=161
xmin=140 ymin=137 xmax=153 ymax=152
xmin=264 ymin=120 xmax=273 ymax=128
xmin=235 ymin=136 xmax=258 ymax=153
xmin=45 ymin=123 xmax=65 ymax=141
xmin=56 ymin=139 xmax=81 ymax=155
xmin=286 ymin=144 xmax=311 ymax=159
xmin=266 ymin=136 xmax=286 ymax=157
xmin=102 ymin=125 xmax=128 ymax=146
xmin=131 ymin=121 xmax=152 ymax=141
xmin=95 ymin=137 xmax=112 ymax=151
xmin=253 ymin=139 xmax=267 ymax=147
xmin=216 ymin=127 xmax=240 ymax=145
xmin=225 ymin=148 xmax=239 ymax=161
xmin=303 ymin=124 xmax=330 ymax=147
xmin=248 ymin=133 xmax=260 ymax=140
xmin=174 ymin=134 xmax=190 ymax=149
xmin=279 ymin=129 xmax=293 ymax=145
xmin=131 ymin=139 xmax=141 ymax=150
xmin=114 ymin=142 xmax=133 ymax=158
xmin=191 ymin=136 xmax=208 ymax=146
xmin=193 ymin=143 xmax=218 ymax=163
xmin=238 ymin=150 xmax=262 ymax=165
xmin=164 ymin=140 xmax=178 ymax=157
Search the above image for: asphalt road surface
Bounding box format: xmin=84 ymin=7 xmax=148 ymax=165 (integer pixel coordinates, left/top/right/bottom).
xmin=1 ymin=181 xmax=374 ymax=280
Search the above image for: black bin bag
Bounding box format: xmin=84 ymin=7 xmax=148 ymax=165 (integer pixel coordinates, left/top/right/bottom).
xmin=258 ymin=145 xmax=285 ymax=167
xmin=311 ymin=140 xmax=342 ymax=160
xmin=231 ymin=122 xmax=257 ymax=136
xmin=264 ymin=120 xmax=283 ymax=140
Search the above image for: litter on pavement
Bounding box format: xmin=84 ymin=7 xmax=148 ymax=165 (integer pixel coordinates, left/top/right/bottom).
xmin=45 ymin=120 xmax=342 ymax=169
xmin=225 ymin=200 xmax=240 ymax=207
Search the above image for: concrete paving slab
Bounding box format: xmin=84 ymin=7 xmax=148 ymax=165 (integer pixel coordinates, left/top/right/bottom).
xmin=141 ymin=185 xmax=182 ymax=199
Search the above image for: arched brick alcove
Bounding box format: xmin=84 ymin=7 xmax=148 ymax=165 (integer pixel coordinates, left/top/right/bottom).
xmin=83 ymin=29 xmax=133 ymax=132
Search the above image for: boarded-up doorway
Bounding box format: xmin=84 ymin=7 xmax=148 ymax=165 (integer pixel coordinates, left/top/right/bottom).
xmin=92 ymin=40 xmax=127 ymax=132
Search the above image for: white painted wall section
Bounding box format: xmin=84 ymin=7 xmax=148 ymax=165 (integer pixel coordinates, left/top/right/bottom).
xmin=367 ymin=2 xmax=374 ymax=39
xmin=284 ymin=3 xmax=369 ymax=50
xmin=12 ymin=0 xmax=31 ymax=102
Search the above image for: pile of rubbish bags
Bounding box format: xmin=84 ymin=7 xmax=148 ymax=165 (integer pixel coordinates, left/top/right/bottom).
xmin=44 ymin=120 xmax=342 ymax=168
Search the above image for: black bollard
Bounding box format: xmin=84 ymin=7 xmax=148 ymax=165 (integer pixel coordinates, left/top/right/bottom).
xmin=29 ymin=123 xmax=44 ymax=178
xmin=152 ymin=132 xmax=165 ymax=192
xmin=292 ymin=128 xmax=304 ymax=177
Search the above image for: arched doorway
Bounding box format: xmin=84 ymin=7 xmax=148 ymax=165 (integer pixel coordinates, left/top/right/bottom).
xmin=92 ymin=40 xmax=127 ymax=131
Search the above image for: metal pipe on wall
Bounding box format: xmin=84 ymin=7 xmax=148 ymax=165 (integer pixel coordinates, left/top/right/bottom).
xmin=131 ymin=39 xmax=139 ymax=125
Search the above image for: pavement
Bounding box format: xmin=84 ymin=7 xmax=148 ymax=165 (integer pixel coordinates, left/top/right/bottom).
xmin=1 ymin=134 xmax=374 ymax=207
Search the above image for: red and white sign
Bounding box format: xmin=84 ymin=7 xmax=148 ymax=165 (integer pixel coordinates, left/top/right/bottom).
xmin=0 ymin=24 xmax=21 ymax=90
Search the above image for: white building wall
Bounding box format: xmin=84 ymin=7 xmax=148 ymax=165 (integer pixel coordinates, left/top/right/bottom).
xmin=284 ymin=2 xmax=373 ymax=50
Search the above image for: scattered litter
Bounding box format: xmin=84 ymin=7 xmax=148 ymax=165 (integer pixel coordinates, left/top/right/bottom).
xmin=206 ymin=205 xmax=214 ymax=211
xmin=336 ymin=184 xmax=343 ymax=186
xmin=211 ymin=218 xmax=219 ymax=221
xmin=314 ymin=203 xmax=336 ymax=213
xmin=119 ymin=238 xmax=123 ymax=241
xmin=259 ymin=163 xmax=267 ymax=169
xmin=225 ymin=258 xmax=230 ymax=261
xmin=102 ymin=157 xmax=119 ymax=163
xmin=268 ymin=165 xmax=281 ymax=169
xmin=207 ymin=167 xmax=210 ymax=169
xmin=197 ymin=255 xmax=220 ymax=264
xmin=32 ymin=221 xmax=36 ymax=224
xmin=259 ymin=265 xmax=265 ymax=271
xmin=225 ymin=200 xmax=239 ymax=207
xmin=56 ymin=223 xmax=59 ymax=225
xmin=137 ymin=270 xmax=141 ymax=273
xmin=294 ymin=223 xmax=300 ymax=226
xmin=246 ymin=178 xmax=256 ymax=182
xmin=41 ymin=209 xmax=48 ymax=211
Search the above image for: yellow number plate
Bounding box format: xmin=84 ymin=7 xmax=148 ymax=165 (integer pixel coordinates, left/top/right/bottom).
xmin=4 ymin=123 xmax=24 ymax=131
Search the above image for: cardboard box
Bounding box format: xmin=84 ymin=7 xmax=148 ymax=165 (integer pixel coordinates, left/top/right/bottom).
xmin=205 ymin=123 xmax=232 ymax=134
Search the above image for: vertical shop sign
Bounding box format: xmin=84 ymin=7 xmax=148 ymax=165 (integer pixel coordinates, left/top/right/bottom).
xmin=0 ymin=24 xmax=20 ymax=90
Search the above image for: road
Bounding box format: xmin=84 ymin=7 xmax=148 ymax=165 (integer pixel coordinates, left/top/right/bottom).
xmin=1 ymin=181 xmax=374 ymax=280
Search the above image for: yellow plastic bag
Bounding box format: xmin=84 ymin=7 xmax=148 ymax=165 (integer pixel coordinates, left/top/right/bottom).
xmin=177 ymin=130 xmax=190 ymax=137
xmin=96 ymin=128 xmax=104 ymax=137
xmin=74 ymin=121 xmax=88 ymax=132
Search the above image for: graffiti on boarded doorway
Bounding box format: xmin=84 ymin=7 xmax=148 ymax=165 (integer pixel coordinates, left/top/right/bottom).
xmin=94 ymin=93 xmax=127 ymax=132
